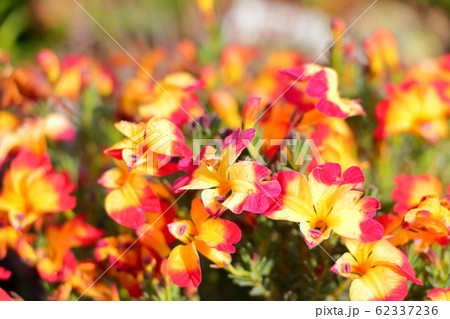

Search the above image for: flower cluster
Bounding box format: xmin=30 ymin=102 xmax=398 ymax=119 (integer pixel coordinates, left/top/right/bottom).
xmin=1 ymin=5 xmax=450 ymax=301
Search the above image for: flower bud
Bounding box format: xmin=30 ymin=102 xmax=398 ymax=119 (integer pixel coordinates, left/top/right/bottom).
xmin=37 ymin=49 xmax=60 ymax=83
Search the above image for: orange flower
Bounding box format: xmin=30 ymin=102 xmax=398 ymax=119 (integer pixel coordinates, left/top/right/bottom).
xmin=37 ymin=49 xmax=115 ymax=99
xmin=37 ymin=216 xmax=104 ymax=283
xmin=49 ymin=260 xmax=120 ymax=301
xmin=0 ymin=65 xmax=50 ymax=108
xmin=137 ymin=72 xmax=204 ymax=126
xmin=209 ymin=90 xmax=241 ymax=129
xmin=95 ymin=235 xmax=142 ymax=271
xmin=95 ymin=235 xmax=150 ymax=299
xmin=241 ymin=97 xmax=261 ymax=130
xmin=0 ymin=111 xmax=20 ymax=130
xmin=258 ymin=101 xmax=296 ymax=155
xmin=167 ymin=198 xmax=241 ymax=287
xmin=258 ymin=101 xmax=324 ymax=157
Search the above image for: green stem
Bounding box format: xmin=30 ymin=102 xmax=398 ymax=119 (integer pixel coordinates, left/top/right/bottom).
xmin=226 ymin=265 xmax=271 ymax=300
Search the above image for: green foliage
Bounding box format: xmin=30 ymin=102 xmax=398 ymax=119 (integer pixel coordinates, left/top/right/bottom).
xmin=227 ymin=246 xmax=274 ymax=299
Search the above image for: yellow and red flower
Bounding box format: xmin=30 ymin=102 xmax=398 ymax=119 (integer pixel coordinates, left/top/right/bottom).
xmin=391 ymin=174 xmax=442 ymax=215
xmin=176 ymin=129 xmax=281 ymax=216
xmin=264 ymin=163 xmax=383 ymax=248
xmin=37 ymin=215 xmax=105 ymax=283
xmin=94 ymin=202 xmax=176 ymax=298
xmin=98 ymin=164 xmax=161 ymax=229
xmin=33 ymin=216 xmax=115 ymax=301
xmin=95 ymin=202 xmax=176 ymax=297
xmin=405 ymin=54 xmax=450 ymax=102
xmin=136 ymin=201 xmax=176 ymax=259
xmin=167 ymin=198 xmax=241 ymax=287
xmin=136 ymin=72 xmax=204 ymax=126
xmin=375 ymin=81 xmax=449 ymax=142
xmin=0 ymin=150 xmax=76 ymax=230
xmin=377 ymin=175 xmax=445 ymax=247
xmin=331 ymin=237 xmax=422 ymax=301
xmin=380 ymin=195 xmax=450 ymax=249
xmin=403 ymin=195 xmax=450 ymax=248
xmin=0 ymin=220 xmax=35 ymax=263
xmin=281 ymin=64 xmax=365 ymax=119
xmin=104 ymin=118 xmax=191 ymax=176
xmin=4 ymin=21 xmax=450 ymax=302
xmin=427 ymin=287 xmax=450 ymax=301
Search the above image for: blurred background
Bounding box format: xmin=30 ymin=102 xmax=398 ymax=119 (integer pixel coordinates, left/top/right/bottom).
xmin=1 ymin=0 xmax=450 ymax=66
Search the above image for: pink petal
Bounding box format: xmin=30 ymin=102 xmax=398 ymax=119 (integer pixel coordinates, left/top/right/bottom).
xmin=312 ymin=162 xmax=342 ymax=185
xmin=359 ymin=219 xmax=384 ymax=242
xmin=341 ymin=166 xmax=365 ymax=185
